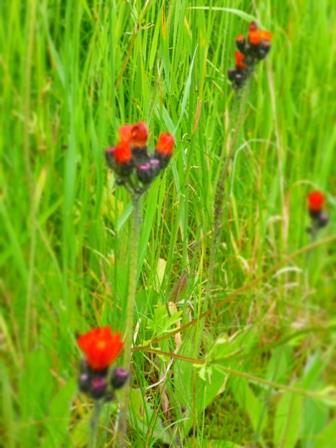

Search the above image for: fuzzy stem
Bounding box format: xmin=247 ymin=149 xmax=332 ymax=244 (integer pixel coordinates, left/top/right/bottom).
xmin=116 ymin=193 xmax=142 ymax=447
xmin=208 ymin=84 xmax=250 ymax=296
xmin=89 ymin=400 xmax=103 ymax=448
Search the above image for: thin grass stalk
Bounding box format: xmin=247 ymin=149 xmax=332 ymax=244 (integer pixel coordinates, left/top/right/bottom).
xmin=207 ymin=84 xmax=250 ymax=297
xmin=23 ymin=0 xmax=37 ymax=351
xmin=116 ymin=193 xmax=142 ymax=446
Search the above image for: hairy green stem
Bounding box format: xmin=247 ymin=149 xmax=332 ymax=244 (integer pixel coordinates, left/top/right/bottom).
xmin=208 ymin=85 xmax=250 ymax=295
xmin=89 ymin=400 xmax=103 ymax=448
xmin=117 ymin=193 xmax=142 ymax=447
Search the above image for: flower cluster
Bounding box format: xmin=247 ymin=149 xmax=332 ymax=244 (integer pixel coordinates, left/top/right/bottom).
xmin=105 ymin=121 xmax=174 ymax=194
xmin=77 ymin=327 xmax=129 ymax=401
xmin=228 ymin=21 xmax=272 ymax=89
xmin=307 ymin=191 xmax=329 ymax=235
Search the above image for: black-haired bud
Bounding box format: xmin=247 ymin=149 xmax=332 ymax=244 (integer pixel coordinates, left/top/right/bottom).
xmin=317 ymin=212 xmax=329 ymax=229
xmin=228 ymin=69 xmax=237 ymax=82
xmin=235 ymin=35 xmax=247 ymax=54
xmin=132 ymin=147 xmax=149 ymax=165
xmin=90 ymin=376 xmax=108 ymax=399
xmin=256 ymin=42 xmax=271 ymax=60
xmin=136 ymin=162 xmax=154 ymax=184
xmin=78 ymin=361 xmax=91 ymax=393
xmin=111 ymin=368 xmax=130 ymax=390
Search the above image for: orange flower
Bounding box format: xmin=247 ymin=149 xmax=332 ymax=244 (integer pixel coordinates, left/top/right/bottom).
xmin=235 ymin=51 xmax=247 ymax=70
xmin=114 ymin=141 xmax=132 ymax=165
xmin=248 ymin=21 xmax=272 ymax=45
xmin=260 ymin=31 xmax=272 ymax=42
xmin=156 ymin=133 xmax=175 ymax=157
xmin=130 ymin=122 xmax=148 ymax=147
xmin=77 ymin=327 xmax=124 ymax=371
xmin=118 ymin=122 xmax=148 ymax=147
xmin=248 ymin=30 xmax=262 ymax=45
xmin=119 ymin=124 xmax=133 ymax=143
xmin=308 ymin=191 xmax=325 ymax=213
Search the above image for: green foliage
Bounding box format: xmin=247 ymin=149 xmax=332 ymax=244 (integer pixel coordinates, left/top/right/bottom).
xmin=273 ymin=391 xmax=303 ymax=448
xmin=130 ymin=388 xmax=171 ymax=445
xmin=1 ymin=0 xmax=335 ymax=446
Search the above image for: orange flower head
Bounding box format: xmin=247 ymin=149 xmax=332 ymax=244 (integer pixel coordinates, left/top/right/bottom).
xmin=114 ymin=141 xmax=132 ymax=165
xmin=156 ymin=133 xmax=174 ymax=157
xmin=308 ymin=191 xmax=325 ymax=213
xmin=77 ymin=327 xmax=124 ymax=371
xmin=260 ymin=31 xmax=272 ymax=42
xmin=248 ymin=20 xmax=272 ymax=46
xmin=236 ymin=34 xmax=245 ymax=44
xmin=249 ymin=30 xmax=262 ymax=45
xmin=235 ymin=51 xmax=247 ymax=70
xmin=130 ymin=122 xmax=148 ymax=147
xmin=118 ymin=124 xmax=133 ymax=143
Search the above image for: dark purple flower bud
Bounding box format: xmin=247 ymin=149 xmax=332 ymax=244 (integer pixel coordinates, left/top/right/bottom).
xmin=317 ymin=212 xmax=329 ymax=229
xmin=111 ymin=367 xmax=130 ymax=390
xmin=256 ymin=42 xmax=271 ymax=60
xmin=90 ymin=376 xmax=108 ymax=399
xmin=228 ymin=69 xmax=237 ymax=82
xmin=150 ymin=158 xmax=160 ymax=170
xmin=132 ymin=146 xmax=150 ymax=164
xmin=78 ymin=361 xmax=91 ymax=392
xmin=136 ymin=162 xmax=154 ymax=184
xmin=235 ymin=35 xmax=247 ymax=54
xmin=233 ymin=71 xmax=246 ymax=88
xmin=78 ymin=372 xmax=90 ymax=392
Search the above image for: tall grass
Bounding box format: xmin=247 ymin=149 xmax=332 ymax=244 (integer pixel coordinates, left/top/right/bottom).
xmin=1 ymin=0 xmax=335 ymax=446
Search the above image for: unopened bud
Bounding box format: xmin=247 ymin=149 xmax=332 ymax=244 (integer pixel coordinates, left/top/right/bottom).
xmin=111 ymin=367 xmax=130 ymax=390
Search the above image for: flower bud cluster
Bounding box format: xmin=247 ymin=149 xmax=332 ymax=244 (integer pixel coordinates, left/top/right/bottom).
xmin=105 ymin=121 xmax=174 ymax=194
xmin=307 ymin=191 xmax=329 ymax=235
xmin=228 ymin=21 xmax=272 ymax=89
xmin=79 ymin=362 xmax=129 ymax=401
xmin=77 ymin=327 xmax=129 ymax=401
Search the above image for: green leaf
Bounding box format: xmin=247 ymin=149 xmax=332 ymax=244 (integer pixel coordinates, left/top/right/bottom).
xmin=41 ymin=379 xmax=77 ymax=448
xmin=206 ymin=327 xmax=257 ymax=364
xmin=187 ymin=440 xmax=243 ymax=447
xmin=130 ymin=388 xmax=171 ymax=444
xmin=0 ymin=362 xmax=16 ymax=448
xmin=189 ymin=7 xmax=256 ymax=22
xmin=266 ymin=346 xmax=293 ymax=384
xmin=18 ymin=350 xmax=54 ymax=448
xmin=229 ymin=377 xmax=267 ymax=435
xmin=314 ymin=419 xmax=336 ymax=448
xmin=273 ymin=391 xmax=303 ymax=448
xmin=147 ymin=303 xmax=182 ymax=337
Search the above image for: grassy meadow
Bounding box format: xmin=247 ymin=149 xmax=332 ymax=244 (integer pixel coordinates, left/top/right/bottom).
xmin=1 ymin=0 xmax=336 ymax=446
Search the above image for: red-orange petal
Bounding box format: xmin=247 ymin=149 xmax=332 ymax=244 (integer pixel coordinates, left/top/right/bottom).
xmin=250 ymin=30 xmax=262 ymax=45
xmin=156 ymin=132 xmax=174 ymax=157
xmin=260 ymin=31 xmax=272 ymax=42
xmin=119 ymin=124 xmax=133 ymax=143
xmin=77 ymin=327 xmax=124 ymax=371
xmin=130 ymin=121 xmax=148 ymax=147
xmin=114 ymin=141 xmax=132 ymax=165
xmin=235 ymin=50 xmax=247 ymax=70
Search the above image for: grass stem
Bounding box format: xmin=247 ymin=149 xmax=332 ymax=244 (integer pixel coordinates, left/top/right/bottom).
xmin=208 ymin=85 xmax=250 ymax=299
